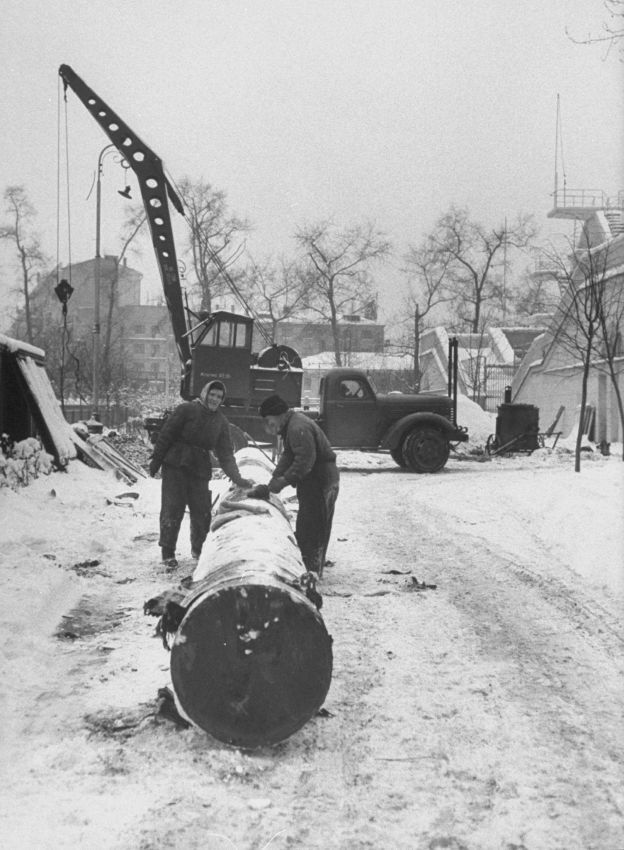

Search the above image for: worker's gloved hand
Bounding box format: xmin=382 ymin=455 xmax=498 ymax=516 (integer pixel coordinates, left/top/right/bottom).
xmin=268 ymin=476 xmax=287 ymax=494
xmin=148 ymin=458 xmax=160 ymax=477
xmin=234 ymin=477 xmax=254 ymax=489
xmin=246 ymin=484 xmax=270 ymax=500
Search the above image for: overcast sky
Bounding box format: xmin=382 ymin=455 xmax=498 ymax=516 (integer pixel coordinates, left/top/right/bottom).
xmin=1 ymin=0 xmax=622 ymax=327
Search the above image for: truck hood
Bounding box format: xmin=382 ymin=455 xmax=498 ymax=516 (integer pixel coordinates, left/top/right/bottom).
xmin=377 ymin=392 xmax=452 ymax=418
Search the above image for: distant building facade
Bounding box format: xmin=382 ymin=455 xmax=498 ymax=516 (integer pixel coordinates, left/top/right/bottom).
xmin=119 ymin=304 xmax=178 ymax=392
xmin=252 ymin=313 xmax=385 ymax=359
xmin=419 ymin=324 xmax=548 ymax=411
xmin=23 ymin=257 xmax=179 ymax=396
xmin=512 ymin=202 xmax=624 ymax=445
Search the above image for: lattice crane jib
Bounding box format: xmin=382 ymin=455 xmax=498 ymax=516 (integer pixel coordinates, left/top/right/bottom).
xmin=58 ymin=64 xmax=191 ymax=367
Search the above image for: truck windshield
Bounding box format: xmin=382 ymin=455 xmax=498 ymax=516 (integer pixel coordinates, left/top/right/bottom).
xmin=199 ymin=320 xmax=248 ymax=349
xmin=217 ymin=321 xmax=235 ymax=347
xmin=338 ymin=377 xmax=375 ymax=399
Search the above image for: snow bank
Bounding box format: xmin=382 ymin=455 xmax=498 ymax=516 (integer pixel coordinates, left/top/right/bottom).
xmin=457 ymin=394 xmax=496 ymax=448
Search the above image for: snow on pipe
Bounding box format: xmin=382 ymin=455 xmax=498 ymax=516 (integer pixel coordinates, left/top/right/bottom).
xmin=168 ymin=447 xmax=333 ymax=749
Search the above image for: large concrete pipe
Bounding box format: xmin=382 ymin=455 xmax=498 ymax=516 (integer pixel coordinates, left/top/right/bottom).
xmin=168 ymin=448 xmax=333 ymax=749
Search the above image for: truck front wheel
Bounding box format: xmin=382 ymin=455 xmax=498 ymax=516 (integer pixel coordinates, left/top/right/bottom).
xmin=390 ymin=445 xmax=408 ymax=467
xmin=402 ymin=427 xmax=449 ymax=473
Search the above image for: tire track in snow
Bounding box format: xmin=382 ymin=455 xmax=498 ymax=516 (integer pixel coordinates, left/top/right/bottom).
xmin=273 ymin=469 xmax=624 ymax=849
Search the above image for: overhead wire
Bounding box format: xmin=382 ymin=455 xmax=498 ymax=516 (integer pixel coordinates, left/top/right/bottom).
xmin=56 ymin=78 xmax=61 ymax=284
xmin=56 ymin=78 xmax=68 ymax=409
xmin=62 ymin=81 xmax=73 ymax=284
xmin=57 ymin=77 xmax=86 ymax=406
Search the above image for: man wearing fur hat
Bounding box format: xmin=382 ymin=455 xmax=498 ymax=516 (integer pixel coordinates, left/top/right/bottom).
xmin=149 ymin=380 xmax=252 ymax=568
xmin=255 ymin=393 xmax=340 ymax=576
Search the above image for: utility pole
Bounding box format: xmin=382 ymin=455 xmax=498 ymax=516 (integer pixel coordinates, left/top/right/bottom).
xmin=502 ymin=216 xmax=508 ymax=323
xmin=414 ymin=305 xmax=421 ymax=392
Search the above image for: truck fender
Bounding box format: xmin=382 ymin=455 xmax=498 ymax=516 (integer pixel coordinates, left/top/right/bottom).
xmin=381 ymin=413 xmax=465 ymax=452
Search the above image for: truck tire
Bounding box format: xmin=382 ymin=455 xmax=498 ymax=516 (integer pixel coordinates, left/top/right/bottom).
xmin=402 ymin=427 xmax=450 ymax=473
xmin=390 ymin=445 xmax=408 ymax=467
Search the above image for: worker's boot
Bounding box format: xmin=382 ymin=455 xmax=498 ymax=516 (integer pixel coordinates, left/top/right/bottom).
xmin=305 ymin=548 xmax=324 ymax=577
xmin=161 ymin=548 xmax=178 ymax=570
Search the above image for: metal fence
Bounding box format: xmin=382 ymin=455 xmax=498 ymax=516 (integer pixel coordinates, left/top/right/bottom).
xmin=61 ymin=403 xmax=138 ymax=430
xmin=482 ymin=364 xmax=516 ymax=412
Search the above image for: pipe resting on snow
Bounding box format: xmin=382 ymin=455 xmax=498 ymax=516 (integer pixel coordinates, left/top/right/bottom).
xmin=164 ymin=448 xmax=333 ymax=749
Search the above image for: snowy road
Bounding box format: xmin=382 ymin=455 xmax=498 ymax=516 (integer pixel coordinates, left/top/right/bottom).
xmin=316 ymin=463 xmax=624 ymax=849
xmin=1 ymin=451 xmax=623 ymax=849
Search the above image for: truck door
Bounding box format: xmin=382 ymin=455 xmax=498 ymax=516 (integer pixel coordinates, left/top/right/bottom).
xmin=323 ymin=376 xmax=377 ymax=447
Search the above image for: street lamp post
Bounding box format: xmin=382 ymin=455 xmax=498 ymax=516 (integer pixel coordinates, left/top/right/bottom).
xmin=92 ymin=143 xmax=117 ymax=420
xmin=90 ymin=143 xmax=132 ymax=424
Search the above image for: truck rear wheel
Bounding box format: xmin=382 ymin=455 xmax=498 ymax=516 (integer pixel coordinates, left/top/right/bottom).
xmin=402 ymin=427 xmax=449 ymax=473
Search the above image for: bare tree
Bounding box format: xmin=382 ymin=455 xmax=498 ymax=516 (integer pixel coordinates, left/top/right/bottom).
xmin=512 ymin=262 xmax=562 ymax=320
xmin=241 ymin=255 xmax=311 ymax=342
xmin=428 ymin=206 xmax=537 ymax=333
xmin=7 ymin=204 xmax=147 ymax=409
xmin=400 ymin=236 xmax=456 ymax=388
xmin=178 ymin=178 xmax=250 ymax=313
xmin=0 ymin=186 xmax=48 ymax=344
xmin=294 ymin=220 xmax=391 ymax=366
xmin=595 ymin=270 xmax=624 ymax=459
xmin=567 ymin=0 xmax=624 ymax=58
xmin=539 ymin=234 xmax=622 ymax=471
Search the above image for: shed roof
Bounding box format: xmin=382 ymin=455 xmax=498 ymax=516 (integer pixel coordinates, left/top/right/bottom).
xmin=0 ymin=333 xmax=76 ymax=466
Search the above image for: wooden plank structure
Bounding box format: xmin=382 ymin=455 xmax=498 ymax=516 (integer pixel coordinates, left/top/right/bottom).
xmin=71 ymin=430 xmax=148 ymax=485
xmin=167 ymin=448 xmax=333 ymax=749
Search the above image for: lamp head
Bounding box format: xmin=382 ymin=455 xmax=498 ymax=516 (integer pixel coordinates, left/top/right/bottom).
xmin=54 ymin=279 xmax=74 ymax=305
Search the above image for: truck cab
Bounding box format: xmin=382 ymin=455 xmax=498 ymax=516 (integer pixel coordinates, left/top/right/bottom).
xmin=188 ymin=311 xmax=303 ymax=443
xmin=315 ymin=367 xmax=468 ymax=473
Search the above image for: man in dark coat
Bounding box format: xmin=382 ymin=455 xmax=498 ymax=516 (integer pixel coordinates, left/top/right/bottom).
xmin=149 ymin=380 xmax=251 ymax=567
xmin=257 ymin=394 xmax=340 ymax=576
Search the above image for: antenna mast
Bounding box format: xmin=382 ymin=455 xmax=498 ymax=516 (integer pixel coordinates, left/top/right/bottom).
xmin=554 ymin=94 xmax=567 ymax=205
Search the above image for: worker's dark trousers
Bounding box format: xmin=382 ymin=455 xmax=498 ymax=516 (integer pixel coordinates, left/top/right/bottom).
xmin=295 ymin=463 xmax=340 ymax=574
xmin=159 ymin=464 xmax=212 ymax=557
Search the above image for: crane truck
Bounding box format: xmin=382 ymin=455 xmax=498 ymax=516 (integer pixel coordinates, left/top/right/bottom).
xmin=58 ymin=64 xmax=468 ymax=472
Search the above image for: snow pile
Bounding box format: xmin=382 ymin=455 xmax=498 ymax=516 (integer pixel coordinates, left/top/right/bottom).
xmin=0 ymin=436 xmax=55 ymax=489
xmin=336 ymin=450 xmax=395 ymax=469
xmin=0 ymin=447 xmax=622 ymax=847
xmin=0 ymin=332 xmax=45 ymax=358
xmin=456 ymin=394 xmax=496 ymax=448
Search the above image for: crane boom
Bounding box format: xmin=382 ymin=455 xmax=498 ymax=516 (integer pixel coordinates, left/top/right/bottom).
xmin=58 ymin=64 xmax=192 ymax=367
